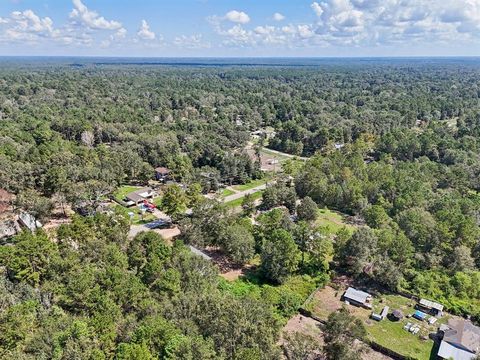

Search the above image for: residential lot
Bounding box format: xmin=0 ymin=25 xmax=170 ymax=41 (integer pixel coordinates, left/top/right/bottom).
xmin=305 ymin=285 xmax=452 ymax=360
xmin=282 ymin=314 xmax=393 ymax=360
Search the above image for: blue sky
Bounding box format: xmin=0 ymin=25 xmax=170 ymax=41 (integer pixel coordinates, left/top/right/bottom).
xmin=0 ymin=0 xmax=479 ymax=57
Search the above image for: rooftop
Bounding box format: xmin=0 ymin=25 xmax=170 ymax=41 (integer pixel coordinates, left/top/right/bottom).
xmin=155 ymin=167 xmax=170 ymax=174
xmin=419 ymin=298 xmax=444 ymax=311
xmin=344 ymin=287 xmax=372 ymax=305
xmin=443 ymin=318 xmax=480 ymax=354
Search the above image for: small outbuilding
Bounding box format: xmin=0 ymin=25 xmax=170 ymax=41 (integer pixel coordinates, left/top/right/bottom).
xmin=413 ymin=310 xmax=428 ymax=321
xmin=155 ymin=167 xmax=171 ymax=182
xmin=343 ymin=287 xmax=373 ymax=309
xmin=392 ymin=309 xmax=404 ymax=321
xmin=418 ymin=298 xmax=444 ymax=316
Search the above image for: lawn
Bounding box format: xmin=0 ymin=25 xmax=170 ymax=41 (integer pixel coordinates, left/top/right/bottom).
xmin=225 ymin=191 xmax=263 ymax=208
xmin=113 ymin=185 xmax=142 ymax=203
xmin=306 ymin=287 xmax=447 ymax=360
xmin=365 ymin=294 xmax=448 ymax=360
xmin=316 ymin=208 xmax=356 ymax=234
xmin=221 ymin=188 xmax=236 ymax=197
xmin=232 ymin=178 xmax=269 ymax=192
xmin=260 ymin=148 xmax=292 ymax=161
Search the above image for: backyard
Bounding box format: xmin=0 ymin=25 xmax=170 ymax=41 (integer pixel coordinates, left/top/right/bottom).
xmin=305 ymin=285 xmax=448 ymax=360
xmin=112 ymin=185 xmax=143 ymax=203
xmin=316 ymin=208 xmax=356 ymax=234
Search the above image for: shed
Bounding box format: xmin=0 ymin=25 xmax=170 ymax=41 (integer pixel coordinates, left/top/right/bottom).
xmin=392 ymin=309 xmax=404 ymax=320
xmin=371 ymin=313 xmax=382 ymax=321
xmin=343 ymin=287 xmax=373 ymax=309
xmin=419 ymin=298 xmax=444 ymax=315
xmin=380 ymin=306 xmax=389 ymax=319
xmin=155 ymin=167 xmax=171 ymax=181
xmin=413 ymin=310 xmax=428 ymax=321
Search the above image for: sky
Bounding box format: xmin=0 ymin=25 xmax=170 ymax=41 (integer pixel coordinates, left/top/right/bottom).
xmin=0 ymin=0 xmax=479 ymax=57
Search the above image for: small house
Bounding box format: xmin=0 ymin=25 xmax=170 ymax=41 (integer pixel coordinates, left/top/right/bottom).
xmin=125 ymin=188 xmax=157 ymax=207
xmin=155 ymin=167 xmax=171 ymax=182
xmin=343 ymin=287 xmax=373 ymax=309
xmin=438 ymin=318 xmax=480 ymax=360
xmin=418 ymin=298 xmax=444 ymax=316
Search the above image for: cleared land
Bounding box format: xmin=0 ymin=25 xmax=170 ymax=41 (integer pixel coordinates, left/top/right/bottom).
xmin=282 ymin=314 xmax=393 ymax=360
xmin=305 ymin=286 xmax=449 ymax=360
xmin=316 ymin=208 xmax=356 ymax=234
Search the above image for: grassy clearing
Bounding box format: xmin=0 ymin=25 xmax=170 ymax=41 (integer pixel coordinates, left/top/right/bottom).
xmin=260 ymin=148 xmax=292 ymax=161
xmin=225 ymin=191 xmax=263 ymax=208
xmin=113 ymin=185 xmax=142 ymax=203
xmin=316 ymin=208 xmax=356 ymax=234
xmin=366 ymin=294 xmax=447 ymax=360
xmin=232 ymin=178 xmax=269 ymax=192
xmin=221 ymin=188 xmax=236 ymax=197
xmin=306 ymin=287 xmax=446 ymax=360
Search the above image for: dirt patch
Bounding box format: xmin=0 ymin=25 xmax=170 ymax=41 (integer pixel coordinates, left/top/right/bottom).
xmin=153 ymin=226 xmax=180 ymax=240
xmin=282 ymin=314 xmax=393 ymax=360
xmin=220 ymin=268 xmax=245 ymax=281
xmin=308 ymin=285 xmax=344 ymax=320
xmin=246 ymin=148 xmax=284 ymax=172
xmin=283 ymin=315 xmax=323 ymax=342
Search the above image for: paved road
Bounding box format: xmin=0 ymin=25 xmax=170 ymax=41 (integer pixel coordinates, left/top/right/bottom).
xmin=222 ymin=183 xmax=268 ymax=203
xmin=261 ymin=147 xmax=309 ymax=161
xmin=128 ymin=209 xmax=180 ymax=239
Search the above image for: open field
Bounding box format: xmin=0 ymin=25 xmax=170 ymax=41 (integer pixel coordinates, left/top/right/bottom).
xmin=305 ymin=286 xmax=448 ymax=360
xmin=316 ymin=208 xmax=356 ymax=234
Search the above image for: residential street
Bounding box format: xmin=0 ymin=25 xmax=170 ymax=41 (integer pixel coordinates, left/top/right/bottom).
xmin=221 ymin=183 xmax=268 ymax=203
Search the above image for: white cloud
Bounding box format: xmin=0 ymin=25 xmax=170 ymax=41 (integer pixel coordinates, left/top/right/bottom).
xmin=1 ymin=9 xmax=59 ymax=43
xmin=174 ymin=34 xmax=210 ymax=49
xmin=113 ymin=27 xmax=127 ymax=39
xmin=273 ymin=13 xmax=285 ymax=21
xmin=0 ymin=17 xmax=9 ymax=24
xmin=11 ymin=10 xmax=54 ymax=33
xmin=311 ymin=2 xmax=324 ymax=17
xmin=137 ymin=20 xmax=155 ymax=40
xmin=70 ymin=0 xmax=122 ymax=30
xmin=225 ymin=10 xmax=250 ymax=24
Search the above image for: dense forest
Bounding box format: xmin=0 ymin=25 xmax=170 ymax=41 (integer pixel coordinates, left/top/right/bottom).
xmin=1 ymin=58 xmax=480 ymax=359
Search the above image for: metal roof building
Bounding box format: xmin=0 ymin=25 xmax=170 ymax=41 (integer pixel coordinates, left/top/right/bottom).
xmin=343 ymin=287 xmax=373 ymax=308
